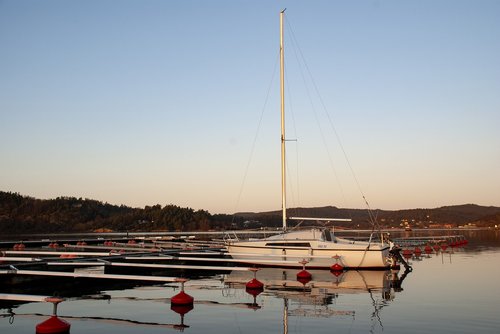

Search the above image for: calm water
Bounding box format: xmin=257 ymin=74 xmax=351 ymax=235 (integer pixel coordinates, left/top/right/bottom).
xmin=1 ymin=229 xmax=499 ymax=333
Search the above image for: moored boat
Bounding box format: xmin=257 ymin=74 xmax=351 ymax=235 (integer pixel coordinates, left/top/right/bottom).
xmin=225 ymin=10 xmax=393 ymax=270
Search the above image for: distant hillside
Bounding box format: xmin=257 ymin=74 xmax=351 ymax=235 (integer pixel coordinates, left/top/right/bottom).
xmin=469 ymin=212 xmax=500 ymax=226
xmin=236 ymin=204 xmax=500 ymax=229
xmin=1 ymin=191 xmax=498 ymax=234
xmin=376 ymin=204 xmax=500 ymax=227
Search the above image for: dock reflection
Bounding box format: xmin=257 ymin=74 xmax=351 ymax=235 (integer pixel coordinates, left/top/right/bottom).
xmin=223 ymin=268 xmax=409 ymax=334
xmin=1 ymin=267 xmax=410 ymax=333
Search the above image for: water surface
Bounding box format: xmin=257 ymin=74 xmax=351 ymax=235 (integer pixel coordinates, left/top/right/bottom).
xmin=1 ymin=229 xmax=499 ymax=333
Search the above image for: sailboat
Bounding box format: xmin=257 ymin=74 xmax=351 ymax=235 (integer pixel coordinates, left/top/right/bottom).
xmin=225 ymin=10 xmax=393 ymax=270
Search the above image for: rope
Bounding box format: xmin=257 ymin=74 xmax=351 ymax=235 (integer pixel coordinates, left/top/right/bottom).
xmin=286 ymin=17 xmax=381 ymax=233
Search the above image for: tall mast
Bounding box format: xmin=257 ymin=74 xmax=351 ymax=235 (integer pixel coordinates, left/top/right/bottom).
xmin=280 ymin=9 xmax=287 ymax=231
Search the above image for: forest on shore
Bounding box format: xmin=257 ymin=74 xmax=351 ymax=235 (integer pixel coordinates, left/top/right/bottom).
xmin=1 ymin=191 xmax=499 ymax=234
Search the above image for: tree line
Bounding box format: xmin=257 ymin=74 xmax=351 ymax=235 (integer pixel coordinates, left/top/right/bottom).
xmin=0 ymin=191 xmax=242 ymax=234
xmin=1 ymin=191 xmax=498 ymax=234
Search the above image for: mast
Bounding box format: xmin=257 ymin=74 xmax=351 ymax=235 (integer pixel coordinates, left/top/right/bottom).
xmin=280 ymin=9 xmax=287 ymax=231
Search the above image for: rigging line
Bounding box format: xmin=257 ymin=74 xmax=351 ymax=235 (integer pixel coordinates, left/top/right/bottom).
xmin=285 ymin=18 xmax=349 ymax=212
xmin=286 ymin=18 xmax=377 ymax=226
xmin=231 ymin=51 xmax=280 ymax=218
xmin=359 ymin=271 xmax=384 ymax=332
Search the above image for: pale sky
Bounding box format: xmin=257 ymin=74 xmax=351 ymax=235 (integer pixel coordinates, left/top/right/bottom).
xmin=1 ymin=0 xmax=499 ymax=214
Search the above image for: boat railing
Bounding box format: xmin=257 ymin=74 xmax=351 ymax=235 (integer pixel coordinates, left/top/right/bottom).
xmin=223 ymin=231 xmax=239 ymax=243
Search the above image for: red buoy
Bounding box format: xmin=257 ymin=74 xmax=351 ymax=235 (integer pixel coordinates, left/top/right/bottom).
xmin=424 ymin=245 xmax=433 ymax=254
xmin=171 ymin=290 xmax=194 ymax=306
xmin=331 ymin=263 xmax=344 ymax=272
xmin=171 ymin=303 xmax=193 ymax=316
xmin=171 ymin=303 xmax=192 ymax=330
xmin=297 ymin=275 xmax=312 ymax=285
xmin=171 ymin=278 xmax=194 ymax=306
xmin=331 ymin=254 xmax=344 ymax=272
xmin=36 ymin=297 xmax=70 ymax=334
xmin=246 ymin=268 xmax=264 ymax=290
xmin=296 ymin=259 xmax=312 ymax=282
xmin=297 ymin=270 xmax=312 ymax=280
xmin=246 ymin=278 xmax=264 ymax=289
xmin=414 ymin=247 xmax=422 ymax=255
xmin=402 ymin=249 xmax=413 ymax=259
xmin=36 ymin=316 xmax=70 ymax=334
xmin=245 ymin=286 xmax=263 ymax=297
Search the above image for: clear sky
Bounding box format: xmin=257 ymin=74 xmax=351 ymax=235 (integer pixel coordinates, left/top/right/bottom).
xmin=1 ymin=0 xmax=499 ymax=214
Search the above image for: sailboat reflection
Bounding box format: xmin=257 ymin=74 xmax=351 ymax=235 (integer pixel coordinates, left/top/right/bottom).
xmin=226 ymin=269 xmax=404 ymax=297
xmin=224 ymin=268 xmax=409 ymax=333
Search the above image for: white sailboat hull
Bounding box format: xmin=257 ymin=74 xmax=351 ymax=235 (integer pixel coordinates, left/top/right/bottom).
xmin=225 ymin=229 xmax=391 ymax=269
